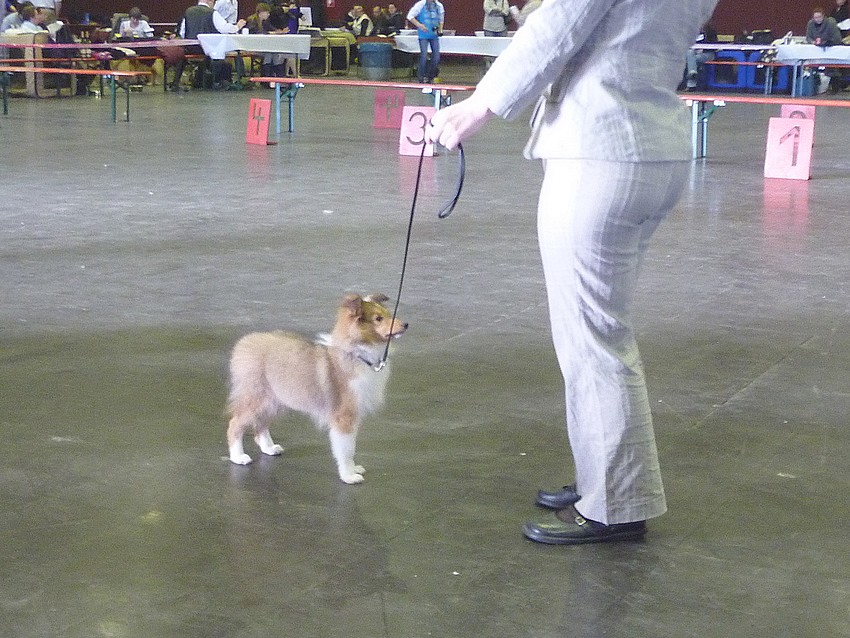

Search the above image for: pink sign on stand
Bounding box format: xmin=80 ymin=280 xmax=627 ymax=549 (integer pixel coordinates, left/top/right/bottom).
xmin=374 ymin=89 xmax=405 ymax=129
xmin=246 ymin=98 xmax=272 ymax=146
xmin=764 ymin=117 xmax=814 ymax=181
xmin=398 ymin=105 xmax=436 ymax=157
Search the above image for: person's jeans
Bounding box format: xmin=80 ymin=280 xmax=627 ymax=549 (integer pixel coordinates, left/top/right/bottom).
xmin=686 ymin=49 xmax=714 ymax=88
xmin=417 ymin=37 xmax=440 ymax=81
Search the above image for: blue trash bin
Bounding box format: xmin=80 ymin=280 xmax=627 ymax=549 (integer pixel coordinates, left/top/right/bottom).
xmin=359 ymin=42 xmax=393 ymax=81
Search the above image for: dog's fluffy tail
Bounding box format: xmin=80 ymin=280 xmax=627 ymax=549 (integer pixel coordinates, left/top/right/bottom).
xmin=226 ymin=336 xmax=277 ymax=420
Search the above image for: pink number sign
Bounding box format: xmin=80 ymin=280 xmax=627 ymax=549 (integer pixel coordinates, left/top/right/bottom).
xmin=374 ymin=90 xmax=405 ymax=129
xmin=246 ymin=98 xmax=272 ymax=146
xmin=398 ymin=106 xmax=436 ymax=157
xmin=780 ymin=104 xmax=816 ymax=122
xmin=764 ymin=117 xmax=814 ymax=181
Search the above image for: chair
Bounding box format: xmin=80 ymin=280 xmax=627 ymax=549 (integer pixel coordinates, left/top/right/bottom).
xmin=302 ymin=37 xmax=330 ymax=75
xmin=325 ymin=31 xmax=353 ymax=75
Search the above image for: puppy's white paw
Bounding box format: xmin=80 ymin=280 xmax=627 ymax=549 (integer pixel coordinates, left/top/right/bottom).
xmin=353 ymin=464 xmax=365 ymax=474
xmin=230 ymin=453 xmax=253 ymax=465
xmin=340 ymin=472 xmax=365 ymax=484
xmin=261 ymin=444 xmax=284 ymax=456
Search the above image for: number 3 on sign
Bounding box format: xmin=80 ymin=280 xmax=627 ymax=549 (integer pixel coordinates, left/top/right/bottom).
xmin=764 ymin=116 xmax=814 ymax=180
xmin=399 ymin=106 xmax=436 ymax=157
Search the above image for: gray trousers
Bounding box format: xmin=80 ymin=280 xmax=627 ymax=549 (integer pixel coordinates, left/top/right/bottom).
xmin=537 ymin=159 xmax=690 ymax=525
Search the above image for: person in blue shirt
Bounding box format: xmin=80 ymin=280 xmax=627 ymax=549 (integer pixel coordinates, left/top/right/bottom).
xmin=406 ymin=0 xmax=443 ymax=83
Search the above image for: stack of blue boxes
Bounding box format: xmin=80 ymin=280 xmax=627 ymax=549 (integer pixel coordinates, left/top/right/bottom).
xmin=707 ymin=50 xmax=790 ymax=93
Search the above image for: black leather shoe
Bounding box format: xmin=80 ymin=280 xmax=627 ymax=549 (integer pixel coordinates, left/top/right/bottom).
xmin=523 ymin=506 xmax=647 ymax=545
xmin=536 ymin=484 xmax=580 ymax=509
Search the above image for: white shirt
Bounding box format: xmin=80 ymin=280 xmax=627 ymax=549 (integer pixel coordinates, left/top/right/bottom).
xmin=1 ymin=13 xmax=24 ymax=32
xmin=18 ymin=20 xmax=46 ymax=33
xmin=179 ymin=2 xmax=241 ymax=37
xmin=473 ymin=0 xmax=719 ymax=161
xmin=118 ymin=18 xmax=154 ymax=38
xmin=214 ymin=0 xmax=238 ymax=24
xmin=46 ymin=19 xmax=65 ymax=39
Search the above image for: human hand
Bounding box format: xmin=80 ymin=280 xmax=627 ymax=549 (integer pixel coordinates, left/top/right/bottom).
xmin=236 ymin=18 xmax=247 ymax=29
xmin=425 ymin=93 xmax=494 ymax=150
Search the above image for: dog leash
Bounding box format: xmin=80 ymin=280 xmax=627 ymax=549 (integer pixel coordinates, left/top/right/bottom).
xmin=374 ymin=141 xmax=465 ymax=371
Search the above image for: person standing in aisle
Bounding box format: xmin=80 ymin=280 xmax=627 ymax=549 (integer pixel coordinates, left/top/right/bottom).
xmin=482 ymin=0 xmax=509 ymax=36
xmin=406 ymin=0 xmax=443 ymax=83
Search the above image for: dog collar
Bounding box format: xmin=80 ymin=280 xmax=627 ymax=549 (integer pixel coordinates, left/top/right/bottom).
xmin=354 ymin=351 xmax=382 ymax=369
xmin=315 ymin=334 xmax=384 ymax=371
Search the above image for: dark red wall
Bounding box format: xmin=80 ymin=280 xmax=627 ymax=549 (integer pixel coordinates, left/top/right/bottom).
xmin=59 ymin=0 xmax=816 ymax=41
xmin=710 ymin=0 xmax=814 ymax=39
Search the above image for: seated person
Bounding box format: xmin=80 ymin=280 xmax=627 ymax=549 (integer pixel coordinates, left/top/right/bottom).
xmin=385 ymin=3 xmax=404 ymax=34
xmin=0 ymin=1 xmax=32 ymax=32
xmin=268 ymin=0 xmax=299 ymax=32
xmin=261 ymin=0 xmax=299 ymax=75
xmin=213 ymin=0 xmax=238 ymax=26
xmin=370 ymin=5 xmax=389 ymax=35
xmin=246 ymin=2 xmax=287 ymax=78
xmin=110 ymin=8 xmax=157 ymax=83
xmin=283 ymin=1 xmax=302 ymax=33
xmin=16 ymin=4 xmax=45 ymax=32
xmin=214 ymin=0 xmax=245 ymax=77
xmin=682 ymin=22 xmax=717 ymax=90
xmin=118 ymin=7 xmax=154 ymax=38
xmin=832 ymin=0 xmax=850 ymax=37
xmin=245 ymin=1 xmax=273 ymax=32
xmin=344 ymin=5 xmax=371 ymax=37
xmin=807 ymin=7 xmax=843 ymax=46
xmin=40 ymin=8 xmax=69 ymax=40
xmin=170 ymin=0 xmax=246 ymax=90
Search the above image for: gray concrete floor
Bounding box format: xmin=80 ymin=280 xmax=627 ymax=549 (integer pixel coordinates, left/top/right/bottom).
xmin=1 ymin=71 xmax=849 ymax=637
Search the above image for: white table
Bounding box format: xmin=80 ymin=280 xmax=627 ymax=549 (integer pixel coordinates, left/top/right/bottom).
xmin=197 ymin=33 xmax=311 ymax=61
xmin=776 ymin=44 xmax=850 ymax=95
xmin=393 ymin=35 xmax=512 ymax=57
xmin=690 ymin=43 xmax=775 ymax=52
xmin=776 ymin=43 xmax=850 ymax=64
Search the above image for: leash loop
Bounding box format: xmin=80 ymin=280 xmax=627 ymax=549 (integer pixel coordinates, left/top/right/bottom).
xmin=438 ymin=142 xmax=465 ymax=219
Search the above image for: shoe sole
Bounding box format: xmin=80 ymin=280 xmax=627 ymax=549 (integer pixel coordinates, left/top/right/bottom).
xmin=522 ymin=526 xmax=646 ymax=545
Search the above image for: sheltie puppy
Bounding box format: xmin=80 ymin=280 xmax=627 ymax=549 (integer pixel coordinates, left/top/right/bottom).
xmin=225 ymin=293 xmax=407 ymax=484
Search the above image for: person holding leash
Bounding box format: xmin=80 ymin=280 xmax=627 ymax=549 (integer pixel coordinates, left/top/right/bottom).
xmin=427 ymin=0 xmax=719 ymax=545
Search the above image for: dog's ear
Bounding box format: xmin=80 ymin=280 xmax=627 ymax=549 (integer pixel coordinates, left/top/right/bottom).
xmin=364 ymin=293 xmax=389 ymax=305
xmin=341 ymin=293 xmax=363 ymax=317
